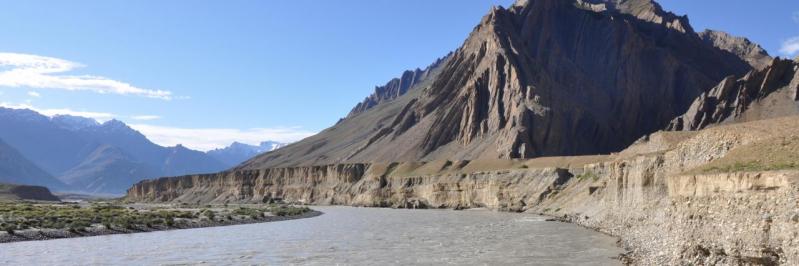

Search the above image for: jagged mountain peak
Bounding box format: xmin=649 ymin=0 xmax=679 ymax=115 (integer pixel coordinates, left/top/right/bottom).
xmin=51 ymin=115 xmax=100 ymax=131
xmin=514 ymin=0 xmax=692 ymax=33
xmin=100 ymin=119 xmax=132 ymax=131
xmin=347 ymin=53 xmax=452 ymax=118
xmin=698 ymin=29 xmax=772 ymax=70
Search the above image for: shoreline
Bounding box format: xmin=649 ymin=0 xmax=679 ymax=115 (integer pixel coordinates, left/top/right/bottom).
xmin=538 ymin=212 xmax=633 ymax=264
xmin=0 ymin=209 xmax=322 ymax=244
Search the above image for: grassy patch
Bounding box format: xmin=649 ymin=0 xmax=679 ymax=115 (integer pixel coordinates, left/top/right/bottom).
xmin=702 ymin=161 xmax=798 ymax=174
xmin=0 ymin=202 xmax=313 ymax=233
xmin=691 ymin=136 xmax=799 ymax=174
xmin=0 ymin=202 xmax=198 ymax=232
xmin=575 ymin=171 xmax=599 ymax=181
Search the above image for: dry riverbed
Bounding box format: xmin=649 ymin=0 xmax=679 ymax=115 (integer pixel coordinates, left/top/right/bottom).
xmin=0 ymin=201 xmax=319 ymax=243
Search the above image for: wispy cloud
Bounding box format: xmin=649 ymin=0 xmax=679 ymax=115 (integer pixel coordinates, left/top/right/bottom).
xmin=0 ymin=102 xmax=115 ymax=122
xmin=0 ymin=53 xmax=173 ymax=100
xmin=128 ymin=124 xmax=316 ymax=151
xmin=27 ymin=91 xmax=40 ymax=98
xmin=130 ymin=115 xmax=161 ymax=121
xmin=780 ymin=36 xmax=799 ymax=56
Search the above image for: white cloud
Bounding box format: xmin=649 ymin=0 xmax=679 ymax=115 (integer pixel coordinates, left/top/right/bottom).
xmin=130 ymin=115 xmax=161 ymax=121
xmin=27 ymin=91 xmax=40 ymax=97
xmin=0 ymin=52 xmax=173 ymax=100
xmin=128 ymin=124 xmax=316 ymax=152
xmin=0 ymin=102 xmax=115 ymax=122
xmin=780 ymin=36 xmax=799 ymax=56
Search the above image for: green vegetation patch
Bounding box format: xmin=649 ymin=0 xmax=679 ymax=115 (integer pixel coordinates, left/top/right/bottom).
xmin=575 ymin=171 xmax=599 ymax=181
xmin=692 ymin=136 xmax=799 ymax=174
xmin=0 ymin=202 xmax=197 ymax=232
xmin=0 ymin=202 xmax=313 ymax=234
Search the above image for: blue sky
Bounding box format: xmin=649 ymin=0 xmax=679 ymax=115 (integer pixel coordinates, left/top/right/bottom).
xmin=0 ymin=0 xmax=796 ymax=151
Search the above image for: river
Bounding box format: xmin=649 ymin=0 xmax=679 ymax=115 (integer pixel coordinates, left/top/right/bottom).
xmin=0 ymin=206 xmax=623 ymax=265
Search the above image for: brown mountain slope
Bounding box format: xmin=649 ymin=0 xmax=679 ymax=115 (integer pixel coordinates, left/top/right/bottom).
xmin=240 ymin=0 xmax=750 ymax=169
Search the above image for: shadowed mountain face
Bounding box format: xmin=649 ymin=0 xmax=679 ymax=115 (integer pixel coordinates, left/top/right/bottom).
xmin=0 ymin=138 xmax=68 ymax=190
xmin=58 ymin=145 xmax=159 ymax=195
xmin=0 ymin=183 xmax=60 ymax=202
xmin=240 ymin=0 xmax=751 ymax=169
xmin=0 ymin=108 xmax=229 ymax=194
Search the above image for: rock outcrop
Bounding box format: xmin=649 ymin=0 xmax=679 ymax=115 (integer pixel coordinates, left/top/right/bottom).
xmin=129 ymin=116 xmax=799 ymax=264
xmin=347 ymin=54 xmax=451 ymax=118
xmin=698 ymin=30 xmax=772 ymax=70
xmin=668 ymin=58 xmax=799 ymax=131
xmin=241 ymin=0 xmax=750 ymax=169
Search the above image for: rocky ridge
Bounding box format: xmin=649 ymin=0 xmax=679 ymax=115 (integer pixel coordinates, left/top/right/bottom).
xmin=698 ymin=30 xmax=772 ymax=70
xmin=347 ymin=54 xmax=451 ymax=118
xmin=668 ymin=58 xmax=799 ymax=131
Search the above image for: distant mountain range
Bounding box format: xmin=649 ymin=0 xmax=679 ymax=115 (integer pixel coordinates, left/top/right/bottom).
xmin=207 ymin=141 xmax=286 ymax=166
xmin=0 ymin=107 xmax=286 ymax=194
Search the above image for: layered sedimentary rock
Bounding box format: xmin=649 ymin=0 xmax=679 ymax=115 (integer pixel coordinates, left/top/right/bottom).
xmin=240 ymin=0 xmax=750 ymax=169
xmin=129 ymin=116 xmax=799 ymax=264
xmin=668 ymin=58 xmax=799 ymax=131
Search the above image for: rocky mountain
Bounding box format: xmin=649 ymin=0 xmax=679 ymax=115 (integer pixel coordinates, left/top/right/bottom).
xmin=206 ymin=141 xmax=287 ymax=166
xmin=698 ymin=30 xmax=772 ymax=70
xmin=347 ymin=54 xmax=451 ymax=117
xmin=0 ymin=138 xmax=68 ymax=190
xmin=240 ymin=0 xmax=751 ymax=169
xmin=668 ymin=58 xmax=799 ymax=131
xmin=0 ymin=107 xmax=229 ymax=194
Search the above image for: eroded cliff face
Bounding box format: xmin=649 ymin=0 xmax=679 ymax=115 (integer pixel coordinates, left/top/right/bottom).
xmin=129 ymin=116 xmax=799 ymax=264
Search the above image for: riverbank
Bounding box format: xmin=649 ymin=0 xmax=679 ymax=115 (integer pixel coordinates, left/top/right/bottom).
xmin=127 ymin=116 xmax=799 ymax=264
xmin=0 ymin=202 xmax=320 ymax=243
